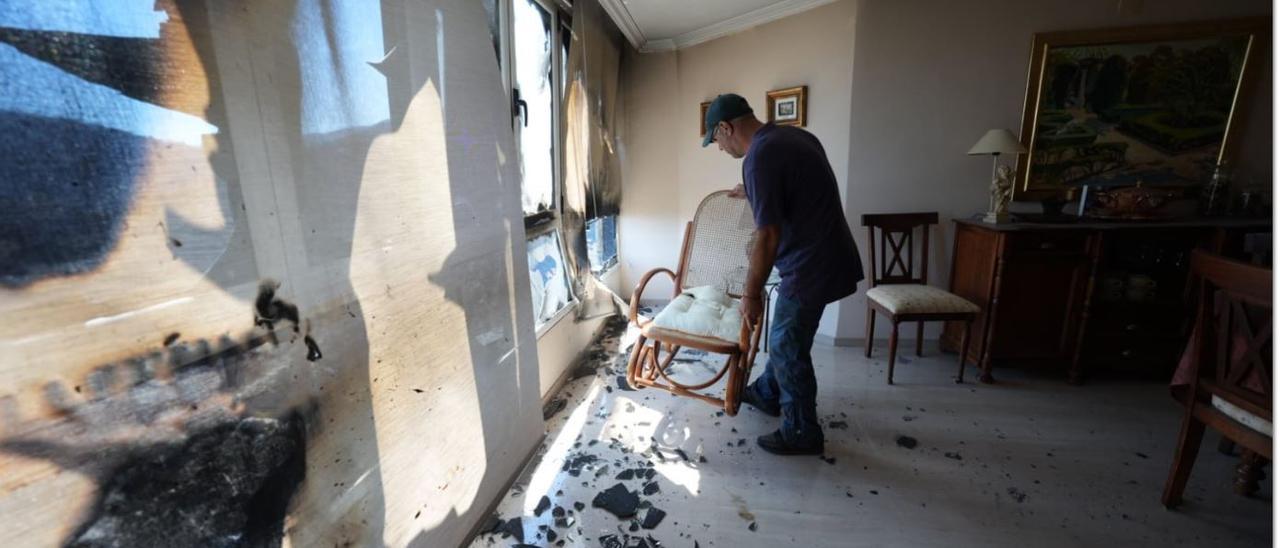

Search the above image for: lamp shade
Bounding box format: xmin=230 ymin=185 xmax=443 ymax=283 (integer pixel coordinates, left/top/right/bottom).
xmin=967 ymin=129 xmax=1027 ymax=155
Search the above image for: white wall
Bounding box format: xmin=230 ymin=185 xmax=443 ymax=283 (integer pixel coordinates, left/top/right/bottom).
xmin=0 ymin=1 xmax=543 ymax=546
xmin=620 ymin=0 xmax=860 ymax=340
xmin=837 ymin=0 xmax=1272 ymax=344
xmin=535 ymin=268 xmax=619 ymax=398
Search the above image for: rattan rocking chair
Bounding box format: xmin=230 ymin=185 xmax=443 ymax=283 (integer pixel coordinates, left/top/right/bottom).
xmin=626 ymin=191 xmax=764 ymax=415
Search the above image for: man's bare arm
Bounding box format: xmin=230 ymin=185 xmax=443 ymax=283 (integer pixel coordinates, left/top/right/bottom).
xmin=740 ymin=224 xmax=780 ymax=322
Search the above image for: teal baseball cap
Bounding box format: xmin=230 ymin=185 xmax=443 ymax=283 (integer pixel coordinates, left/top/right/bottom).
xmin=702 ymin=93 xmax=753 ymax=147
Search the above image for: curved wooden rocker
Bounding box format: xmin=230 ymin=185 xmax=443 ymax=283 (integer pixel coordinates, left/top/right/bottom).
xmin=625 ymin=191 xmax=763 ymax=415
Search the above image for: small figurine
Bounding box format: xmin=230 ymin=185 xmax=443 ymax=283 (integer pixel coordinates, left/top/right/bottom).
xmin=984 ymin=164 xmax=1014 ymax=223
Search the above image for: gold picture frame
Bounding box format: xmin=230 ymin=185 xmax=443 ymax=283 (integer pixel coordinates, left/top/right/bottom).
xmin=766 ymin=86 xmax=807 ymax=127
xmin=699 ymin=101 xmax=711 ymax=137
xmin=1014 ymin=18 xmax=1267 ymax=200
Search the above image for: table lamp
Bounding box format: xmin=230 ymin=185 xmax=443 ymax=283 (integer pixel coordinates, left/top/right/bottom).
xmin=968 ymin=129 xmax=1027 ymax=223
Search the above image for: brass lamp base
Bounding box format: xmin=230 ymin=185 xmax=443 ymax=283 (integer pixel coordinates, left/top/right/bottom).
xmin=982 ymin=211 xmax=1011 ymax=224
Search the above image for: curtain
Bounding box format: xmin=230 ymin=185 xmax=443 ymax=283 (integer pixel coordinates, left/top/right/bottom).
xmin=562 ymin=0 xmax=624 ymax=318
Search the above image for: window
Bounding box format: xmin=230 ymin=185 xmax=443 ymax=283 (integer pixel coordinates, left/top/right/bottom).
xmin=514 ymin=0 xmax=555 ymax=218
xmin=526 ymin=231 xmax=573 ymax=330
xmin=493 ymin=0 xmax=576 ymax=334
xmin=585 ymin=215 xmax=617 ymax=274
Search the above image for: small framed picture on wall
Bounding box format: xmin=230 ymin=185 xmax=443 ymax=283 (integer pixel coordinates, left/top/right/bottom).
xmin=766 ymin=86 xmax=807 ymax=127
xmin=699 ymin=101 xmax=711 ymax=137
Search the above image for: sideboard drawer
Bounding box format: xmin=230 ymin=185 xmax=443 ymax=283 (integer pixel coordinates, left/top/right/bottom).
xmin=1004 ymin=231 xmax=1090 ymax=257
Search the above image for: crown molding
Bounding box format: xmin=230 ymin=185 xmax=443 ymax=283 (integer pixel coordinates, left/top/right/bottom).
xmin=604 ymin=0 xmax=839 ymax=53
xmin=597 ymin=0 xmax=646 ymax=51
xmin=638 ymin=38 xmax=676 ymax=53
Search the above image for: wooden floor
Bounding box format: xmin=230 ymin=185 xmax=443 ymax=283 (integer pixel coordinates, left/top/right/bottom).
xmin=469 ymin=321 xmax=1272 ymax=548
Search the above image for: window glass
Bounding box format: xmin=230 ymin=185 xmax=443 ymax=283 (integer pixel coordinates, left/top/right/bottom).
xmin=481 ymin=0 xmax=500 ymax=63
xmin=527 ymin=230 xmax=573 ymax=330
xmin=560 ymin=18 xmax=571 ymax=96
xmin=585 ymin=215 xmax=617 ymax=274
xmin=513 ymin=0 xmax=554 ymax=216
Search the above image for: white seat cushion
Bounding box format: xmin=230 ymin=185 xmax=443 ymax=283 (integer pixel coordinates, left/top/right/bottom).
xmin=651 ymin=285 xmax=743 ymax=344
xmin=1211 ymin=395 xmax=1273 ymax=437
xmin=866 ymin=284 xmax=979 ymax=315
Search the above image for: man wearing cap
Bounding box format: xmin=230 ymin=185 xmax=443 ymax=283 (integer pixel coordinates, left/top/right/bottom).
xmin=703 ymin=93 xmax=863 ymax=455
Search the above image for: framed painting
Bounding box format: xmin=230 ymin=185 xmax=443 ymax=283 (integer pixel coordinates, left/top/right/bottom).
xmin=1014 ymin=18 xmax=1267 ymax=200
xmin=766 ymin=86 xmax=807 ymax=127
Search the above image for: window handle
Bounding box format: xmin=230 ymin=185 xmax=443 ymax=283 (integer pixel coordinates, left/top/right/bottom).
xmin=513 ymin=88 xmax=529 ymax=127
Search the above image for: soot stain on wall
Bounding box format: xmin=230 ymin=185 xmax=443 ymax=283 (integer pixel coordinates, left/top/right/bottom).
xmin=0 ymin=113 xmax=147 ymax=288
xmin=0 ymin=23 xmax=185 ymax=288
xmin=0 ymin=28 xmax=165 ymax=106
xmin=2 ymin=288 xmax=327 ymax=546
xmin=68 ymin=412 xmax=307 ymax=548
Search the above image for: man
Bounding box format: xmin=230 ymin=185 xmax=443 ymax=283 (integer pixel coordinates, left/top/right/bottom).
xmin=703 ymin=93 xmax=863 ymax=455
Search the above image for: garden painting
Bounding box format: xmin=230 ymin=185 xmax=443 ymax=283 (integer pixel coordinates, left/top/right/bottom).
xmin=1026 ymin=36 xmax=1251 ymax=192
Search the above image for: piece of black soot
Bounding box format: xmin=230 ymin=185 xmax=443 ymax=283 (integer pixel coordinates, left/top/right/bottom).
xmin=944 ymin=452 xmax=963 ymax=460
xmin=303 ymin=335 xmax=322 ymax=362
xmin=542 ymin=398 xmax=567 ymax=420
xmin=895 ymin=435 xmax=918 ymax=449
xmin=496 ymin=517 xmax=524 ymax=541
xmin=480 ymin=513 xmax=502 ymax=534
xmin=253 ymin=280 xmax=300 ymax=331
xmin=561 ymin=452 xmax=599 ymax=477
xmin=642 ymin=481 xmax=660 ymax=496
xmin=534 ymin=495 xmax=551 ymax=517
xmin=1007 ymin=487 xmax=1028 ymax=503
xmin=641 ymin=507 xmax=666 ymax=530
xmin=828 ymin=420 xmax=848 ymax=430
xmin=67 ymin=413 xmax=306 ymax=547
xmin=592 ymin=483 xmax=640 ymax=519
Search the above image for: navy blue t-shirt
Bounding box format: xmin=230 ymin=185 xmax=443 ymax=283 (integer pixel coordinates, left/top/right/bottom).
xmin=743 ymin=123 xmax=863 ymax=306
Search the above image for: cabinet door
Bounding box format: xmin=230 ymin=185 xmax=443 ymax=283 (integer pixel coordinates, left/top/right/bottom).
xmin=989 ymin=232 xmax=1091 ymax=361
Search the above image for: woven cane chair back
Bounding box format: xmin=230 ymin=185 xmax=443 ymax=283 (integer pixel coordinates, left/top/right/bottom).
xmin=680 ymin=191 xmax=756 ymax=297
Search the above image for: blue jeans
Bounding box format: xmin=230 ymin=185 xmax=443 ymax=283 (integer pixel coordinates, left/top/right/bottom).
xmin=748 ymin=292 xmax=825 ymax=445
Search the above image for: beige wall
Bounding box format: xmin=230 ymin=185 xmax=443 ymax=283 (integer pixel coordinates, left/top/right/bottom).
xmin=620 ymin=0 xmax=860 ymax=339
xmin=621 ymin=0 xmax=1271 ymax=346
xmin=0 ymin=1 xmax=542 ymax=546
xmin=838 ymin=0 xmax=1272 ymax=343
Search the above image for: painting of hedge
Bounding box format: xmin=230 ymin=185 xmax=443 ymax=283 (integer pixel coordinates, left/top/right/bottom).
xmin=1028 ymin=36 xmax=1250 ymax=189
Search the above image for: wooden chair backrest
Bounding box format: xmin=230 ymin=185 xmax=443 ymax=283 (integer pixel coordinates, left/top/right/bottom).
xmin=675 ymin=191 xmax=756 ymax=297
xmin=860 ymin=212 xmax=938 ymax=288
xmin=1190 ymin=249 xmax=1272 ymax=419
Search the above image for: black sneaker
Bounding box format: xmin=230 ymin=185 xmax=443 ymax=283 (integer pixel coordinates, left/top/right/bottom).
xmin=739 ymin=388 xmax=781 ymax=417
xmin=756 ymin=430 xmax=824 ymax=456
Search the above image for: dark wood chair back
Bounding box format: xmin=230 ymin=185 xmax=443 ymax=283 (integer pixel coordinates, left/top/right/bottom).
xmin=861 ymin=212 xmax=938 ymax=288
xmin=1189 ymin=249 xmax=1272 ymax=419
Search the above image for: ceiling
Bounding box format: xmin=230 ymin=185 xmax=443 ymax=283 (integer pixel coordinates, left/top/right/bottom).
xmin=599 ymin=0 xmax=838 ymax=52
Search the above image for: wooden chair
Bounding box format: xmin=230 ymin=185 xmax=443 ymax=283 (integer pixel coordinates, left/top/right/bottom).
xmin=862 ymin=213 xmax=979 ymax=384
xmin=1162 ymin=250 xmax=1272 ymax=508
xmin=626 ymin=191 xmax=763 ymax=415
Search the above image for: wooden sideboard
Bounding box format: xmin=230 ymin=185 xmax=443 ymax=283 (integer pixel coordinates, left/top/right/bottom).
xmin=940 ymin=217 xmax=1270 ymax=383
